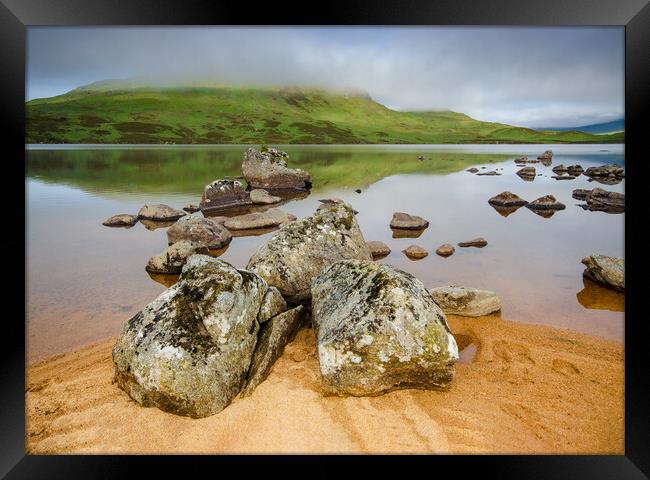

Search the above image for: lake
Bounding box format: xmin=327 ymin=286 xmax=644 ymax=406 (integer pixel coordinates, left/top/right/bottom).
xmin=26 ymin=144 xmax=625 ymax=363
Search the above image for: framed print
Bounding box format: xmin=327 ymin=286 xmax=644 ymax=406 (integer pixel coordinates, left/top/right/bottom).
xmin=1 ymin=0 xmax=648 ymax=476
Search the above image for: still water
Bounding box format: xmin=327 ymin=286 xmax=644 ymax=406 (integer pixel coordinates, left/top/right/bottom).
xmin=26 ymin=144 xmax=624 ymax=362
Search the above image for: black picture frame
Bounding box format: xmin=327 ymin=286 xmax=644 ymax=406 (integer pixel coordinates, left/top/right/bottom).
xmin=2 ymin=0 xmax=648 ymax=476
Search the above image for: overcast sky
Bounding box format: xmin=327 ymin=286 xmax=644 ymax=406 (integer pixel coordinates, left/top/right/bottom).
xmin=27 ymin=27 xmax=624 ymax=128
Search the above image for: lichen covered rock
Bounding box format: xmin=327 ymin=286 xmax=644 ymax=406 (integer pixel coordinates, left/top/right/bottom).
xmin=145 ymin=240 xmax=210 ymax=274
xmin=581 ymin=254 xmax=624 ymax=291
xmin=311 ymin=260 xmax=458 ymax=396
xmin=242 ymin=147 xmax=311 ymax=190
xmin=258 ymin=286 xmax=288 ymax=323
xmin=167 ymin=215 xmax=233 ymax=249
xmin=428 ymin=285 xmax=501 ymax=317
xmin=247 ymin=202 xmax=372 ymax=303
xmin=112 ymin=256 xmax=271 ymax=418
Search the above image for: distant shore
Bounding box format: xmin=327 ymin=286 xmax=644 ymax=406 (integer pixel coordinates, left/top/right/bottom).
xmin=26 ymin=313 xmax=623 ymax=454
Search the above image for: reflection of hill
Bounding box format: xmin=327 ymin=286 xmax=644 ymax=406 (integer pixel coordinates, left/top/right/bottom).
xmin=26 ymin=147 xmax=508 ymax=199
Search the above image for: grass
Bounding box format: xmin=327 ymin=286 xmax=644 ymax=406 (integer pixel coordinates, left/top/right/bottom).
xmin=26 ymin=83 xmax=623 ymax=145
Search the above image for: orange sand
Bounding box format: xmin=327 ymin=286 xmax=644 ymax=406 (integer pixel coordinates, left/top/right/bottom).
xmin=26 ymin=314 xmax=623 ymax=454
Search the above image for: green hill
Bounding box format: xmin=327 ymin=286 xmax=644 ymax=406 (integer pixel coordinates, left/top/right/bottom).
xmin=26 ymin=82 xmax=623 ymax=144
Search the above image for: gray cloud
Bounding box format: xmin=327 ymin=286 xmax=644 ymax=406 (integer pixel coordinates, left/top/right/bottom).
xmin=27 ymin=26 xmax=624 ymax=128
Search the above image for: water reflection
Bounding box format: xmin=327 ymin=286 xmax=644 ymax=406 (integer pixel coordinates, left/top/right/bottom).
xmin=576 ymin=277 xmax=624 ymax=312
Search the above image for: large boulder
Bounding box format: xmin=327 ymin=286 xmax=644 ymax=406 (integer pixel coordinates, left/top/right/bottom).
xmin=112 ymin=256 xmax=270 ymax=418
xmin=138 ymin=204 xmax=186 ymax=222
xmin=199 ymin=179 xmax=251 ymax=213
xmin=242 ymin=147 xmax=311 ymax=190
xmin=145 ymin=240 xmax=210 ymax=274
xmin=581 ymin=254 xmax=624 ymax=291
xmin=240 ymin=306 xmax=308 ymax=397
xmin=247 ymin=202 xmax=372 ymax=303
xmin=428 ymin=286 xmax=501 ymax=317
xmin=223 ymin=208 xmax=296 ymax=230
xmin=311 ymin=260 xmax=458 ymax=396
xmin=167 ymin=215 xmax=233 ymax=249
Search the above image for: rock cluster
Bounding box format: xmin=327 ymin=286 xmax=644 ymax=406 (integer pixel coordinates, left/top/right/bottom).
xmin=574 ymin=188 xmax=624 ymax=213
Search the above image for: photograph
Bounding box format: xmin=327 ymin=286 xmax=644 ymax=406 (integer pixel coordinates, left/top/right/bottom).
xmin=22 ymin=24 xmax=629 ymax=455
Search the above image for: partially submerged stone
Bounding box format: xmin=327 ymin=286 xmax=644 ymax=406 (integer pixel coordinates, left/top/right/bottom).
xmin=466 ymin=168 xmax=479 ymax=173
xmin=581 ymin=254 xmax=624 ymax=291
xmin=167 ymin=215 xmax=233 ymax=249
xmin=476 ymin=171 xmax=501 ymax=176
xmin=583 ymin=164 xmax=625 ymax=179
xmin=112 ymin=256 xmax=270 ymax=418
xmin=537 ymin=150 xmax=553 ymax=160
xmin=428 ymin=285 xmax=501 ymax=317
xmin=403 ymin=245 xmax=428 ymax=259
xmin=138 ymin=204 xmax=186 ymax=222
xmin=516 ymin=166 xmax=536 ymax=179
xmin=240 ymin=306 xmax=307 ymax=397
xmin=250 ymin=189 xmax=282 ymax=205
xmin=552 ymin=175 xmax=576 ymax=180
xmin=552 ymin=164 xmax=568 ymax=174
xmin=145 ymin=240 xmax=210 ymax=274
xmin=390 ymin=212 xmax=429 ymax=230
xmin=367 ymin=241 xmax=391 ymax=259
xmin=223 ymin=208 xmax=296 ymax=230
xmin=242 ymin=147 xmax=311 ymax=190
xmin=575 ymin=188 xmax=624 ymax=213
xmin=526 ymin=195 xmax=566 ymax=210
xmin=458 ymin=237 xmax=487 ymax=248
xmin=567 ymin=165 xmax=584 ymax=175
xmin=311 ymin=260 xmax=458 ymax=396
xmin=102 ymin=214 xmax=139 ymax=227
xmin=247 ymin=202 xmax=372 ymax=303
xmin=436 ymin=244 xmax=455 ymax=257
xmin=199 ymin=179 xmax=251 ymax=213
xmin=488 ymin=191 xmax=528 ymax=207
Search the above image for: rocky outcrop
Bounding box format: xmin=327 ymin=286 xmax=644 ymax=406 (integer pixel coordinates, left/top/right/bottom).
xmin=112 ymin=256 xmax=270 ymax=418
xmin=102 ymin=214 xmax=139 ymax=227
xmin=367 ymin=241 xmax=391 ymax=259
xmin=525 ymin=195 xmax=566 ymax=210
xmin=247 ymin=202 xmax=372 ymax=303
xmin=199 ymin=179 xmax=251 ymax=213
xmin=167 ymin=215 xmax=233 ymax=249
xmin=403 ymin=245 xmax=428 ymax=259
xmin=311 ymin=260 xmax=458 ymax=396
xmin=436 ymin=244 xmax=455 ymax=257
xmin=575 ymin=188 xmax=625 ymax=213
xmin=428 ymin=285 xmax=501 ymax=317
xmin=458 ymin=237 xmax=487 ymax=248
xmin=138 ymin=204 xmax=186 ymax=222
xmin=242 ymin=147 xmax=311 ymax=190
xmin=488 ymin=191 xmax=528 ymax=207
xmin=250 ymin=189 xmax=281 ymax=205
xmin=145 ymin=240 xmax=210 ymax=274
xmin=240 ymin=306 xmax=307 ymax=397
xmin=581 ymin=254 xmax=624 ymax=291
xmin=390 ymin=212 xmax=429 ymax=230
xmin=223 ymin=209 xmax=296 ymax=230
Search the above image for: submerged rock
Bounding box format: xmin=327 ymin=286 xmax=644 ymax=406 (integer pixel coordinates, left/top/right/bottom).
xmin=242 ymin=147 xmax=311 ymax=190
xmin=458 ymin=237 xmax=488 ymax=248
xmin=526 ymin=195 xmax=566 ymax=210
xmin=102 ymin=214 xmax=139 ymax=227
xmin=428 ymin=286 xmax=501 ymax=317
xmin=581 ymin=254 xmax=624 ymax=291
xmin=138 ymin=204 xmax=186 ymax=222
xmin=240 ymin=306 xmax=307 ymax=397
xmin=223 ymin=208 xmax=296 ymax=230
xmin=167 ymin=215 xmax=233 ymax=249
xmin=112 ymin=256 xmax=270 ymax=418
xmin=488 ymin=191 xmax=528 ymax=207
xmin=367 ymin=241 xmax=391 ymax=259
xmin=403 ymin=245 xmax=428 ymax=259
xmin=311 ymin=260 xmax=458 ymax=396
xmin=435 ymin=244 xmax=455 ymax=257
xmin=145 ymin=240 xmax=210 ymax=274
xmin=390 ymin=212 xmax=429 ymax=230
xmin=199 ymin=179 xmax=251 ymax=213
xmin=575 ymin=188 xmax=624 ymax=213
xmin=250 ymin=189 xmax=281 ymax=205
xmin=247 ymin=202 xmax=372 ymax=303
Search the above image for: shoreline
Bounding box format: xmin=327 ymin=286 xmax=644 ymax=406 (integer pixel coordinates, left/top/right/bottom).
xmin=26 ymin=314 xmax=624 ymax=454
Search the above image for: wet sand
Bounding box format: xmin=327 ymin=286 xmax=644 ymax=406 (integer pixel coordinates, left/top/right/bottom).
xmin=26 ymin=314 xmax=623 ymax=454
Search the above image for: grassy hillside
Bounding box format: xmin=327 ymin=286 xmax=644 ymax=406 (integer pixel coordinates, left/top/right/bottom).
xmin=26 ymin=83 xmax=623 ymax=144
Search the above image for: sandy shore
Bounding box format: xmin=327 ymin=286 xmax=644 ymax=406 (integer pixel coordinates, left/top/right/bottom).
xmin=26 ymin=314 xmax=624 ymax=454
